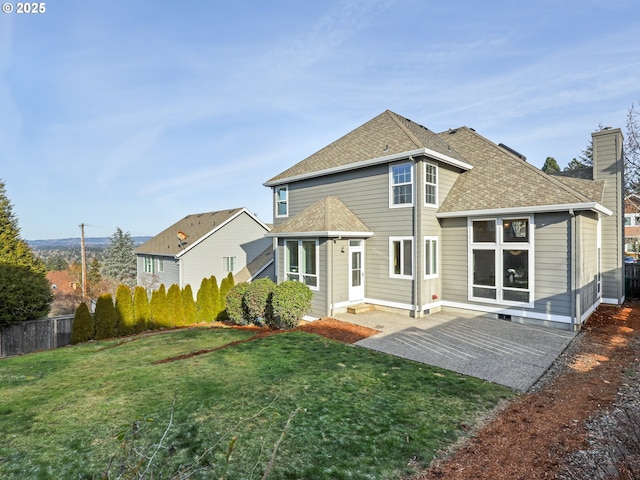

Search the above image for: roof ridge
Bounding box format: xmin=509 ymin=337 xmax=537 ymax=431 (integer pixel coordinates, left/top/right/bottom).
xmin=385 ymin=110 xmax=424 ymax=149
xmin=451 ymin=127 xmax=595 ymax=204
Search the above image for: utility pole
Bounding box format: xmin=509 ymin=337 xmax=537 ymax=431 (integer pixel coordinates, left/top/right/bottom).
xmin=80 ymin=223 xmax=87 ymax=300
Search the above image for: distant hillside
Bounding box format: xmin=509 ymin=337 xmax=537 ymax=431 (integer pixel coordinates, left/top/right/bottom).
xmin=28 ymin=237 xmax=152 ymax=250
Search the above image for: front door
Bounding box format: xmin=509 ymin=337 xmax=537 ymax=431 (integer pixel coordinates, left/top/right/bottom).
xmin=348 ymin=240 xmax=365 ymax=302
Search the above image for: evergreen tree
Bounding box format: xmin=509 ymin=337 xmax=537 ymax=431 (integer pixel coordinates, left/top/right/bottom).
xmin=149 ymin=284 xmax=167 ymax=328
xmin=115 ymin=284 xmax=135 ymax=336
xmin=564 ymin=157 xmax=589 ymax=171
xmin=94 ymin=293 xmax=117 ymax=340
xmin=541 ymin=157 xmax=560 ymax=173
xmin=0 ymin=264 xmax=53 ymax=325
xmin=196 ymin=277 xmax=213 ymax=323
xmin=209 ymin=276 xmax=221 ymax=320
xmin=71 ymin=302 xmax=94 ymax=344
xmin=181 ymin=284 xmax=197 ymax=325
xmin=219 ymin=272 xmax=235 ymax=318
xmin=166 ymin=284 xmax=184 ymax=327
xmin=87 ymin=257 xmax=103 ymax=296
xmin=101 ymin=227 xmax=136 ymax=287
xmin=133 ymin=286 xmax=149 ymax=333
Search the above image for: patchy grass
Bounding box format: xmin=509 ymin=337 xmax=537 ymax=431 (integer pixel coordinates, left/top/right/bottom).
xmin=0 ymin=327 xmax=514 ymax=479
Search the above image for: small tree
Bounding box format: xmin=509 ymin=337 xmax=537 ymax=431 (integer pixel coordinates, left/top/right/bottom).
xmin=133 ymin=286 xmax=149 ymax=333
xmin=166 ymin=284 xmax=185 ymax=327
xmin=225 ymin=283 xmax=250 ymax=325
xmin=218 ymin=272 xmax=235 ymax=318
xmin=94 ymin=293 xmax=117 ymax=340
xmin=271 ymin=281 xmax=313 ymax=328
xmin=71 ymin=302 xmax=94 ymax=344
xmin=0 ymin=264 xmax=53 ymax=325
xmin=181 ymin=284 xmax=197 ymax=325
xmin=541 ymin=157 xmax=560 ymax=173
xmin=149 ymin=284 xmax=168 ymax=329
xmin=243 ymin=278 xmax=276 ymax=324
xmin=209 ymin=276 xmax=221 ymax=320
xmin=101 ymin=227 xmax=137 ymax=287
xmin=196 ymin=278 xmax=213 ymax=323
xmin=115 ymin=284 xmax=135 ymax=336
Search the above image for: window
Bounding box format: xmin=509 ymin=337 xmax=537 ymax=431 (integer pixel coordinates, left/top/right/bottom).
xmin=389 ymin=162 xmax=413 ymax=207
xmin=156 ymin=258 xmax=164 ymax=273
xmin=285 ymin=239 xmax=318 ymax=289
xmin=390 ymin=237 xmax=413 ymax=278
xmin=275 ymin=186 xmax=288 ymax=217
xmin=144 ymin=256 xmax=153 ymax=273
xmin=425 ymin=163 xmax=438 ymax=206
xmin=224 ymin=256 xmax=237 ymax=273
xmin=625 ymin=216 xmax=632 ymax=226
xmin=469 ymin=217 xmax=532 ymax=305
xmin=425 ymin=237 xmax=438 ymax=278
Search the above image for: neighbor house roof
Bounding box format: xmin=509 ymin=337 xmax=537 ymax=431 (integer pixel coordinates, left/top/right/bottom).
xmin=264 ymin=110 xmax=472 ymax=186
xmin=135 ymin=208 xmax=269 ymax=257
xmin=267 ymin=196 xmax=373 ymax=237
xmin=436 ymin=127 xmax=609 ymax=217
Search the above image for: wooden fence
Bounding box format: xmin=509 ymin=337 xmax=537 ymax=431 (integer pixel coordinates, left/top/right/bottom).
xmin=626 ymin=263 xmax=640 ymax=299
xmin=0 ymin=315 xmax=74 ymax=358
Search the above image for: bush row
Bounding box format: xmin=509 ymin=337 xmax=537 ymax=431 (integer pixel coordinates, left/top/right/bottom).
xmin=226 ymin=279 xmax=313 ymax=329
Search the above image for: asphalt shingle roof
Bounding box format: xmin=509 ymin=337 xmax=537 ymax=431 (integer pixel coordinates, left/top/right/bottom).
xmin=266 ymin=110 xmax=467 ymax=185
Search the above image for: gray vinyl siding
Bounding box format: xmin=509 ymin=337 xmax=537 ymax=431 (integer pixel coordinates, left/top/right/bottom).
xmin=136 ymin=254 xmax=179 ymax=290
xmin=533 ymin=212 xmax=571 ymax=316
xmin=440 ymin=217 xmax=468 ymax=302
xmin=180 ymin=212 xmax=271 ymax=289
xmin=331 ymin=239 xmax=350 ymax=306
xmin=579 ymin=212 xmax=599 ymax=314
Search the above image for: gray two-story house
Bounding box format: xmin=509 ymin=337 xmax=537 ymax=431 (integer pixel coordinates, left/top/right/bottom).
xmin=264 ymin=110 xmax=624 ymax=330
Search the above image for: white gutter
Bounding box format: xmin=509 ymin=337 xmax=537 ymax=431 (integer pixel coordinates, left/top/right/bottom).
xmin=264 ymin=148 xmax=472 ymax=187
xmin=436 ymin=202 xmax=612 ymax=219
xmin=266 ymin=231 xmax=374 ymax=238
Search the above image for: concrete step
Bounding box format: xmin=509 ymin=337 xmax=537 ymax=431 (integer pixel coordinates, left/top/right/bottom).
xmin=347 ymin=303 xmax=375 ymax=315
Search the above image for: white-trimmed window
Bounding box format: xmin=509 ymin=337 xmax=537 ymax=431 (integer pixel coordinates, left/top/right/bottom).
xmin=425 ymin=162 xmax=438 ymax=207
xmin=275 ymin=185 xmax=288 ymax=217
xmin=156 ymin=258 xmax=164 ymax=273
xmin=285 ymin=239 xmax=318 ymax=289
xmin=224 ymin=256 xmax=237 ymax=273
xmin=389 ymin=162 xmax=413 ymax=207
xmin=469 ymin=217 xmax=532 ymax=305
xmin=425 ymin=236 xmax=438 ymax=278
xmin=143 ymin=256 xmax=153 ymax=273
xmin=390 ymin=237 xmax=413 ymax=278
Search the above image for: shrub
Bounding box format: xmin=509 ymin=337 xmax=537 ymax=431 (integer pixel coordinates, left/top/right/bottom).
xmin=243 ymin=278 xmax=276 ymax=324
xmin=166 ymin=284 xmax=185 ymax=327
xmin=272 ymin=281 xmax=313 ymax=328
xmin=133 ymin=286 xmax=149 ymax=333
xmin=181 ymin=284 xmax=197 ymax=325
xmin=0 ymin=263 xmax=53 ymax=325
xmin=218 ymin=272 xmax=235 ymax=318
xmin=94 ymin=293 xmax=117 ymax=340
xmin=71 ymin=302 xmax=94 ymax=344
xmin=115 ymin=284 xmax=134 ymax=336
xmin=225 ymin=283 xmax=250 ymax=325
xmin=195 ymin=278 xmax=213 ymax=323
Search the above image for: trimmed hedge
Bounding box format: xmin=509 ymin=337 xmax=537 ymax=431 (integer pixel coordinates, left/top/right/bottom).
xmin=71 ymin=302 xmax=94 ymax=344
xmin=181 ymin=284 xmax=197 ymax=325
xmin=243 ymin=278 xmax=275 ymax=323
xmin=133 ymin=286 xmax=149 ymax=333
xmin=225 ymin=283 xmax=250 ymax=325
xmin=115 ymin=284 xmax=134 ymax=336
xmin=166 ymin=284 xmax=185 ymax=326
xmin=272 ymin=280 xmax=313 ymax=328
xmin=94 ymin=293 xmax=117 ymax=340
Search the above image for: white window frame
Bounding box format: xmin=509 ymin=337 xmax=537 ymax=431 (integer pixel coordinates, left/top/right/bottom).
xmin=284 ymin=239 xmax=319 ymax=291
xmin=389 ymin=236 xmax=414 ymax=279
xmin=156 ymin=258 xmax=164 ymax=273
xmin=144 ymin=256 xmax=153 ymax=274
xmin=224 ymin=256 xmax=237 ymax=273
xmin=468 ymin=216 xmax=534 ymax=306
xmin=424 ymin=162 xmax=438 ymax=207
xmin=275 ymin=185 xmax=288 ymax=218
xmin=389 ymin=162 xmax=414 ymax=208
xmin=424 ymin=236 xmax=438 ymax=279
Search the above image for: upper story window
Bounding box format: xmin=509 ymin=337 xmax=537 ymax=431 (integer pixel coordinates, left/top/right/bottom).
xmin=389 ymin=162 xmax=413 ymax=207
xmin=156 ymin=258 xmax=164 ymax=273
xmin=275 ymin=185 xmax=288 ymax=218
xmin=425 ymin=163 xmax=438 ymax=207
xmin=224 ymin=256 xmax=237 ymax=273
xmin=143 ymin=256 xmax=153 ymax=273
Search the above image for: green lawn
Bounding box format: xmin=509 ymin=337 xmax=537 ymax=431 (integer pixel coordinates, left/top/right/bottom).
xmin=0 ymin=326 xmax=514 ymax=479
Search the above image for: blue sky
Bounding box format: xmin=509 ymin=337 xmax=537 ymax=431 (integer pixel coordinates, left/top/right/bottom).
xmin=1 ymin=0 xmax=639 ymax=240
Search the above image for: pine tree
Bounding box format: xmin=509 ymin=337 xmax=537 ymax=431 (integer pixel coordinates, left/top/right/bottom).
xmin=181 ymin=284 xmax=197 ymax=325
xmin=541 ymin=157 xmax=560 ymax=173
xmin=0 ymin=263 xmax=53 ymax=325
xmin=209 ymin=276 xmax=221 ymax=320
xmin=196 ymin=277 xmax=213 ymax=323
xmin=71 ymin=302 xmax=94 ymax=344
xmin=115 ymin=284 xmax=135 ymax=336
xmin=166 ymin=284 xmax=184 ymax=327
xmin=94 ymin=293 xmax=117 ymax=340
xmin=101 ymin=227 xmax=137 ymax=287
xmin=133 ymin=286 xmax=149 ymax=333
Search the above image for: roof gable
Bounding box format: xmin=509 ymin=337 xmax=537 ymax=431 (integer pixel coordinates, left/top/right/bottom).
xmin=265 ymin=110 xmax=469 ymax=186
xmin=135 ymin=208 xmax=269 ymax=256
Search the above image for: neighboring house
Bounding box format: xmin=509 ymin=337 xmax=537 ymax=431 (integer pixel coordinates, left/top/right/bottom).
xmin=135 ymin=208 xmax=274 ymax=293
xmin=623 ymin=194 xmax=640 ymax=252
xmin=264 ymin=110 xmax=624 ymax=330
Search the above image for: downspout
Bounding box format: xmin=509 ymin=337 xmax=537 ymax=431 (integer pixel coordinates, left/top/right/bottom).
xmin=569 ymin=209 xmax=581 ymax=331
xmin=328 ymin=239 xmax=334 ymax=317
xmin=413 ymin=156 xmax=423 ymax=317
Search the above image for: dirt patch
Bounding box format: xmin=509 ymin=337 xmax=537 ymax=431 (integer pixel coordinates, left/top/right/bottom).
xmin=411 ymin=303 xmax=640 ymax=480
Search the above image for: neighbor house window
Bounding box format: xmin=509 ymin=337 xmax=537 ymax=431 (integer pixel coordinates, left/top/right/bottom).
xmin=285 ymin=239 xmax=318 ymax=289
xmin=144 ymin=256 xmax=153 ymax=273
xmin=425 ymin=237 xmax=438 ymax=278
xmin=156 ymin=258 xmax=164 ymax=273
xmin=224 ymin=256 xmax=237 ymax=273
xmin=389 ymin=162 xmax=413 ymax=207
xmin=390 ymin=237 xmax=413 ymax=278
xmin=469 ymin=217 xmax=532 ymax=304
xmin=425 ymin=163 xmax=438 ymax=207
xmin=275 ymin=185 xmax=288 ymax=217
